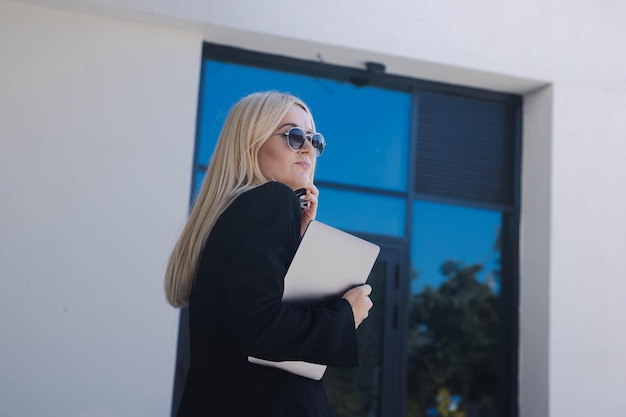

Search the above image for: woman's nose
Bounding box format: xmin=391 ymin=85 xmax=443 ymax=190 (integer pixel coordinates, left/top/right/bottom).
xmin=300 ymin=136 xmax=314 ymax=153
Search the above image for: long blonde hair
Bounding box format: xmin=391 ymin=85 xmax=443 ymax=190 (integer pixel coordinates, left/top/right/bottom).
xmin=164 ymin=91 xmax=315 ymax=307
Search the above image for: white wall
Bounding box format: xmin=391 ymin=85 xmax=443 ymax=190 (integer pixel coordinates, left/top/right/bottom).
xmin=549 ymin=83 xmax=626 ymax=416
xmin=0 ymin=2 xmax=201 ymax=416
xmin=3 ymin=0 xmax=626 ymax=416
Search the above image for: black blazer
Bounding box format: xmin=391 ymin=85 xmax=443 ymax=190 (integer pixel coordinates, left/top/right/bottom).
xmin=177 ymin=182 xmax=359 ymax=417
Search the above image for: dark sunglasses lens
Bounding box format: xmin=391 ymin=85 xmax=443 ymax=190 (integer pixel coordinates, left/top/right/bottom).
xmin=287 ymin=128 xmax=306 ymax=151
xmin=311 ymin=134 xmax=325 ymax=156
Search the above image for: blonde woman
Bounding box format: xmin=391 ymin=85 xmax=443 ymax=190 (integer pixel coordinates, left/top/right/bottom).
xmin=165 ymin=91 xmax=373 ymax=417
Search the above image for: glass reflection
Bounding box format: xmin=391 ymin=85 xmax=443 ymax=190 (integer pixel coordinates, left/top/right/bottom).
xmin=407 ymin=200 xmax=502 ymax=417
xmin=317 ymin=186 xmax=405 ymax=237
xmin=198 ymin=61 xmax=411 ymax=191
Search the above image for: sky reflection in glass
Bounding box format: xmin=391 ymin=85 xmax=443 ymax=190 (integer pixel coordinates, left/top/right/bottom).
xmin=198 ymin=61 xmax=410 ymax=191
xmin=316 ymin=186 xmax=405 ymax=237
xmin=410 ymin=200 xmax=502 ymax=294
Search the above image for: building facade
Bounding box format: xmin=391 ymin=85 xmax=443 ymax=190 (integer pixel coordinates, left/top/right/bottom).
xmin=1 ymin=1 xmax=626 ymax=416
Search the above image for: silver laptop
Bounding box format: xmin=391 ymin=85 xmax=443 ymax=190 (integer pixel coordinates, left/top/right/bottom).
xmin=248 ymin=220 xmax=381 ymax=380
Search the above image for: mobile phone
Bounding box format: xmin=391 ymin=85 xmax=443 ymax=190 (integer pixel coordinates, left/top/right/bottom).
xmin=294 ymin=188 xmax=309 ymax=210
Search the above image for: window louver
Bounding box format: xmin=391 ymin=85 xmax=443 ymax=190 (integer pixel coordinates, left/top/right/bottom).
xmin=416 ymin=92 xmax=515 ymax=207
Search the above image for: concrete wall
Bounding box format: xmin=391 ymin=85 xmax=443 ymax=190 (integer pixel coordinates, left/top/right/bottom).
xmin=0 ymin=2 xmax=201 ymax=416
xmin=2 ymin=0 xmax=626 ymax=416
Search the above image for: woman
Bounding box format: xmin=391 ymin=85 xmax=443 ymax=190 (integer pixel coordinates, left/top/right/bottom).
xmin=164 ymin=91 xmax=373 ymax=416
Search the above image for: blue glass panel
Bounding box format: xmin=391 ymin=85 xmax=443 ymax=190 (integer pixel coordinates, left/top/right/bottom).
xmin=406 ymin=200 xmax=503 ymax=416
xmin=316 ymin=186 xmax=405 ymax=237
xmin=410 ymin=200 xmax=502 ymax=293
xmin=197 ymin=61 xmax=410 ymax=191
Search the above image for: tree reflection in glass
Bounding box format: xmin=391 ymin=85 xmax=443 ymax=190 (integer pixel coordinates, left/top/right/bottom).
xmin=407 ymin=201 xmax=502 ymax=417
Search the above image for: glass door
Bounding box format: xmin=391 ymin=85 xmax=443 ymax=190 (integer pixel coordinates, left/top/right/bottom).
xmin=325 ymin=245 xmax=403 ymax=417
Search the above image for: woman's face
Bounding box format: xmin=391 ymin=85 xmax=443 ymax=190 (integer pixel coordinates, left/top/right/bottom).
xmin=258 ymin=104 xmax=317 ymax=191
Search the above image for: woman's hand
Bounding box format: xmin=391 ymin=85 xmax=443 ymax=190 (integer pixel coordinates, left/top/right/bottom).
xmin=341 ymin=284 xmax=373 ymax=329
xmin=299 ymin=183 xmax=319 ymax=236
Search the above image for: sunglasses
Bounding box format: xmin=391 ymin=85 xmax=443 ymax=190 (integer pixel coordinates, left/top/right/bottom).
xmin=273 ymin=127 xmax=326 ymax=157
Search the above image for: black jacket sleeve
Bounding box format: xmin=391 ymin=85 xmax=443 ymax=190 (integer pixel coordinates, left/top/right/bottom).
xmin=194 ymin=181 xmax=359 ymax=367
